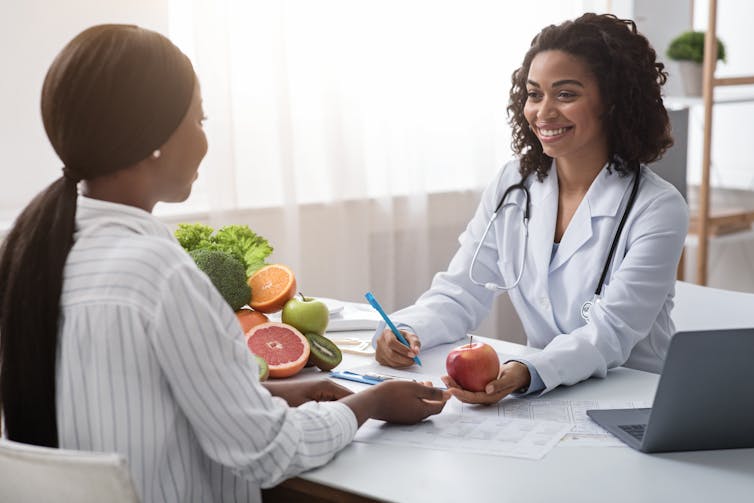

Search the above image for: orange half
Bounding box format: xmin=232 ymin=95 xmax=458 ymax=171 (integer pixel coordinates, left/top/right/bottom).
xmin=247 ymin=264 xmax=297 ymax=314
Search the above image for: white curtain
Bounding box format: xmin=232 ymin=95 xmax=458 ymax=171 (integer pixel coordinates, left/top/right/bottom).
xmin=160 ymin=0 xmax=589 ymax=333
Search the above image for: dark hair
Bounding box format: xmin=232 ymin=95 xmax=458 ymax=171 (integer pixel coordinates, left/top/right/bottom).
xmin=0 ymin=25 xmax=195 ymax=447
xmin=507 ymin=13 xmax=672 ymax=181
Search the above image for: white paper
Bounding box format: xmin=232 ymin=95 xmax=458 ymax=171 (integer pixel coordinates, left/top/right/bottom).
xmin=447 ymin=397 xmax=651 ymax=447
xmin=343 ymin=363 xmax=651 ymax=450
xmin=354 ymin=413 xmax=573 ymax=460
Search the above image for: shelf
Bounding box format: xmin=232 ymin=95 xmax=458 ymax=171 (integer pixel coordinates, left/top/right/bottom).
xmin=687 ymin=185 xmax=754 ymax=236
xmin=689 ymin=208 xmax=754 ymax=236
xmin=665 ymin=86 xmax=754 ymax=108
xmin=685 ymin=227 xmax=754 ymax=247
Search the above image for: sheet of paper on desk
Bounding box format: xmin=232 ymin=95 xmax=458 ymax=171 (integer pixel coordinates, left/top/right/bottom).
xmin=345 ymin=363 xmax=651 ymax=448
xmin=354 ymin=414 xmax=572 ymax=460
xmin=448 ymin=397 xmax=651 ymax=447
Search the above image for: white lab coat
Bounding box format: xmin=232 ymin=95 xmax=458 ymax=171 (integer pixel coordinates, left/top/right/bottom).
xmin=386 ymin=159 xmax=689 ymax=393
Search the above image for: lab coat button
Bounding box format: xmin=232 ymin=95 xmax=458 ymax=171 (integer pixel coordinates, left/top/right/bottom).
xmin=539 ymin=297 xmax=550 ymax=309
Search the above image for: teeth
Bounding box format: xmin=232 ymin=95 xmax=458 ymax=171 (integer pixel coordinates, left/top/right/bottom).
xmin=539 ymin=127 xmax=568 ymax=137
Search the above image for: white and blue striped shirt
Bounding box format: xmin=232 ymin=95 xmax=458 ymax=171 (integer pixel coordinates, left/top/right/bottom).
xmin=57 ymin=196 xmax=357 ymax=502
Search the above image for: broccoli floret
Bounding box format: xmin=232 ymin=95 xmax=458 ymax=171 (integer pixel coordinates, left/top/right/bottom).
xmin=175 ymin=223 xmax=273 ymax=277
xmin=189 ymin=249 xmax=251 ymax=311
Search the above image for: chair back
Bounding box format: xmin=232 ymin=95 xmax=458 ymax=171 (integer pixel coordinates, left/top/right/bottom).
xmin=0 ymin=438 xmax=140 ymax=503
xmin=650 ymin=107 xmax=688 ymax=201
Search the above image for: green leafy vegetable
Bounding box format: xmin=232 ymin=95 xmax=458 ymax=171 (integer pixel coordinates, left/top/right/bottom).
xmin=213 ymin=225 xmax=273 ymax=276
xmin=175 ymin=223 xmax=214 ymax=251
xmin=190 ymin=249 xmax=251 ymax=310
xmin=175 ymin=223 xmax=273 ymax=276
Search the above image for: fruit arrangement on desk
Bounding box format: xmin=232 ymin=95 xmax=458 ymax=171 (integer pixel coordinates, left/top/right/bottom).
xmin=175 ymin=223 xmax=342 ymax=380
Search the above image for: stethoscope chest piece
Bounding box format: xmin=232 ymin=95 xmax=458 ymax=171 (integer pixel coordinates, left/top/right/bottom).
xmin=580 ymin=297 xmax=598 ymax=323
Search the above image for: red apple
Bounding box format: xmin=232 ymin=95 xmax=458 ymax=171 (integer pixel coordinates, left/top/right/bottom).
xmin=445 ymin=342 xmax=500 ymax=392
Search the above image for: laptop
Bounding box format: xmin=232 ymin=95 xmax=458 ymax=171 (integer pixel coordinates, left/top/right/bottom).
xmin=587 ymin=328 xmax=754 ymax=453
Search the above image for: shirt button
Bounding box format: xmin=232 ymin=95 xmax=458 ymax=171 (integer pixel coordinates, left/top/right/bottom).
xmin=539 ymin=297 xmax=550 ymax=310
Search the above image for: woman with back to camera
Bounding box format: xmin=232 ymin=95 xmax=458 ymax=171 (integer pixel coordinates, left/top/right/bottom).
xmin=0 ymin=24 xmax=448 ymax=502
xmin=374 ymin=13 xmax=689 ymax=404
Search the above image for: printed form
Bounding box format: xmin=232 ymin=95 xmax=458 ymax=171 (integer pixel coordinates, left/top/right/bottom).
xmin=346 ymin=362 xmax=649 ymax=455
xmin=354 ymin=412 xmax=571 ymax=460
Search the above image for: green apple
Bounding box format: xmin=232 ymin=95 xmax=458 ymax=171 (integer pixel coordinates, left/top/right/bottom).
xmin=281 ymin=293 xmax=329 ymax=335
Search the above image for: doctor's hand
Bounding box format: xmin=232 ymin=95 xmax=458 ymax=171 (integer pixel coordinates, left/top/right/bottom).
xmin=441 ymin=361 xmax=531 ymax=405
xmin=375 ymin=328 xmax=422 ymax=368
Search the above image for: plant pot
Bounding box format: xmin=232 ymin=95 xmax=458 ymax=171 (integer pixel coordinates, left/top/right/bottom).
xmin=677 ymin=61 xmax=703 ymax=97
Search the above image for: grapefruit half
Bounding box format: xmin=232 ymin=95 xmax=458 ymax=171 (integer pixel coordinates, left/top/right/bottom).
xmin=246 ymin=322 xmax=310 ymax=378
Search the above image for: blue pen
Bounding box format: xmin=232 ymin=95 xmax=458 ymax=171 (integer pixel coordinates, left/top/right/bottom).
xmin=365 ymin=291 xmax=422 ymax=366
xmin=330 ymin=370 xmax=384 ymax=386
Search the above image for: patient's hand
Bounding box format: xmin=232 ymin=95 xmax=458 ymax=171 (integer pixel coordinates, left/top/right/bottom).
xmin=263 ymin=378 xmax=352 ymax=407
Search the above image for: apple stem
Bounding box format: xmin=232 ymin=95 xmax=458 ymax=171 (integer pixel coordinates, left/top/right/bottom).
xmin=468 ymin=335 xmax=473 ymax=348
xmin=298 ymin=292 xmax=305 ymax=301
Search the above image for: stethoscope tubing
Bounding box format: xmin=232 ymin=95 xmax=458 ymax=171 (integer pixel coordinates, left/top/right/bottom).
xmin=592 ymin=167 xmax=641 ymax=297
xmin=468 ymin=179 xmax=530 ymax=291
xmin=468 ymin=167 xmax=641 ymax=297
xmin=468 ymin=203 xmax=529 ymax=291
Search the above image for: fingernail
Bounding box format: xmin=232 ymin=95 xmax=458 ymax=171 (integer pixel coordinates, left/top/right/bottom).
xmin=407 ymin=352 xmax=415 ymax=358
xmin=485 ymin=384 xmax=494 ymax=394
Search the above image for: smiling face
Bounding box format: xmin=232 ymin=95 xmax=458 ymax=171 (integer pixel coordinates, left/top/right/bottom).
xmin=524 ymin=50 xmax=608 ymax=170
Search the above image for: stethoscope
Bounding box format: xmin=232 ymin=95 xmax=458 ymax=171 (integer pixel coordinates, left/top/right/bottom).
xmin=468 ymin=167 xmax=641 ymax=323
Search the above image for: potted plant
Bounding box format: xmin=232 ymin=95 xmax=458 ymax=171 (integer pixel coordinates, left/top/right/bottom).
xmin=666 ymin=31 xmax=726 ymax=96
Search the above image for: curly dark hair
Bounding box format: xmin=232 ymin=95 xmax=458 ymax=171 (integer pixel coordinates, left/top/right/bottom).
xmin=507 ymin=13 xmax=672 ymax=181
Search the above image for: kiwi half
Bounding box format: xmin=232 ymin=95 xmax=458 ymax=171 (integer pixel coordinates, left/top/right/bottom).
xmin=305 ymin=332 xmax=343 ymax=371
xmin=254 ymin=354 xmax=269 ymax=381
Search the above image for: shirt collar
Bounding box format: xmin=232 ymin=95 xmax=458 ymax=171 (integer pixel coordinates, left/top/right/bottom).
xmin=75 ymin=196 xmax=177 ymax=242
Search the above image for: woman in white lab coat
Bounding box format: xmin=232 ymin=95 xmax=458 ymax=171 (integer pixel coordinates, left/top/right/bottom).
xmin=374 ymin=13 xmax=688 ymax=404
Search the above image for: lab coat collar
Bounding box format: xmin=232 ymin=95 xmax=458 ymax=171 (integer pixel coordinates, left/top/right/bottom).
xmin=548 ymin=163 xmax=633 ymax=273
xmin=585 ymin=163 xmax=634 ymax=218
xmin=525 ymin=160 xmax=559 ymax=329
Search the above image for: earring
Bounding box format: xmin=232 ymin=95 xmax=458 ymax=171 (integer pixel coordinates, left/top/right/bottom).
xmin=152 ymin=149 xmax=161 ymax=159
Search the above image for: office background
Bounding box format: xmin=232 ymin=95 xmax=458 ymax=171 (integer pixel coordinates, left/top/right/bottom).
xmin=1 ymin=0 xmax=753 ymax=343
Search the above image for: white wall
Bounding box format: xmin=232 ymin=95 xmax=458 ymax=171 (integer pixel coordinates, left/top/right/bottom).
xmin=1 ymin=1 xmax=751 ymax=338
xmin=610 ymin=0 xmax=693 ymax=96
xmin=0 ymin=0 xmax=169 ymax=227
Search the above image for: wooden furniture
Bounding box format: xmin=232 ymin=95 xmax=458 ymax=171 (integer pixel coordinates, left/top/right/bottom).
xmin=687 ymin=184 xmax=754 ymax=237
xmin=695 ymin=0 xmax=754 ymax=284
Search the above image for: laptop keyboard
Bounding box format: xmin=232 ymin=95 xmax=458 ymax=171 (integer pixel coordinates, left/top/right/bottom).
xmin=618 ymin=424 xmax=646 ymax=441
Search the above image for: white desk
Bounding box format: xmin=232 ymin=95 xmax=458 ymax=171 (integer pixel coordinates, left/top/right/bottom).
xmin=265 ymin=282 xmax=754 ymax=502
xmin=673 ymin=280 xmax=754 ymax=331
xmin=271 ymin=334 xmax=754 ymax=503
